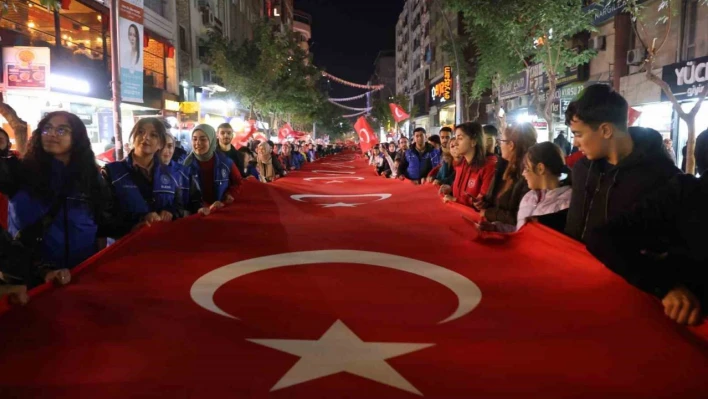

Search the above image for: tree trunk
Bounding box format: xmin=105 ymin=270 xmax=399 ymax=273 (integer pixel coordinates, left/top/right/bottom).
xmin=0 ymin=95 xmax=29 ymax=156
xmin=544 ymin=74 xmax=557 ymax=142
xmin=645 ymin=65 xmax=707 ymax=175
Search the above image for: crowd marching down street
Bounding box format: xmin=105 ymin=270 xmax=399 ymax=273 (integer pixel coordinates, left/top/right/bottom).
xmin=0 ymin=84 xmax=707 ymax=397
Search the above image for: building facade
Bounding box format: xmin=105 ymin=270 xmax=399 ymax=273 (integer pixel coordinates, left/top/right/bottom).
xmin=0 ymin=0 xmax=179 ymax=155
xmin=396 ymin=0 xmax=466 ymax=136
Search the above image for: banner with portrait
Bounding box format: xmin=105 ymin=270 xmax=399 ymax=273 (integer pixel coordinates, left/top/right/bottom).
xmin=119 ymin=0 xmax=144 ymax=103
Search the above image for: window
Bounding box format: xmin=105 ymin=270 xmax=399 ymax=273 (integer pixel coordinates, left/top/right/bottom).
xmin=684 ymin=0 xmax=698 ymax=59
xmin=179 ymin=26 xmax=188 ymax=52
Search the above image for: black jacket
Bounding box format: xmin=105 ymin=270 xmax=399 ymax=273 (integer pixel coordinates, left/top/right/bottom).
xmin=586 ymin=174 xmax=708 ymax=308
xmin=219 ymin=146 xmax=246 ymax=178
xmin=565 ymin=128 xmax=680 ymax=242
xmin=484 ymin=175 xmax=530 ymax=226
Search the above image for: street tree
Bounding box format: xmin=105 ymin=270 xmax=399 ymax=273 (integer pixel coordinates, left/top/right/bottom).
xmin=624 ymin=0 xmax=708 ymax=174
xmin=206 ymin=21 xmax=321 ymax=132
xmin=445 ymin=0 xmax=526 ymax=130
xmin=446 ymin=0 xmax=595 ymax=139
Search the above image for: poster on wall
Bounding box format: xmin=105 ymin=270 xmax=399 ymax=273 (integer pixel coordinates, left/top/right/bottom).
xmin=119 ymin=0 xmax=144 ymax=103
xmin=2 ymin=46 xmax=50 ymax=91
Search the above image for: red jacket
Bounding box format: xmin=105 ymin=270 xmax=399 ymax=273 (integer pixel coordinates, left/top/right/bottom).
xmin=452 ymin=155 xmax=497 ymax=206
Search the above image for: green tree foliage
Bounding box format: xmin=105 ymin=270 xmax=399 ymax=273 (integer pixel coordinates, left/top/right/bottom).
xmin=2 ymin=0 xmax=61 ymax=14
xmin=205 ymin=21 xmax=321 ymax=124
xmin=205 ymin=20 xmax=354 ymax=137
xmin=445 ymin=0 xmax=595 ymax=138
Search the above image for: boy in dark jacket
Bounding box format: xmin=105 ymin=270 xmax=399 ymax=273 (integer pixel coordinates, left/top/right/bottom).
xmin=563 ymin=84 xmax=679 ymax=242
xmin=586 ymin=129 xmax=708 ymax=326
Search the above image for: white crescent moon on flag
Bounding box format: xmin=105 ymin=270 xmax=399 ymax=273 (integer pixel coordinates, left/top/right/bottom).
xmin=394 ymin=107 xmax=403 ymax=118
xmin=290 ymin=194 xmax=391 ymax=202
xmin=190 ymin=250 xmax=482 ymax=324
xmin=358 ymin=128 xmax=370 ymax=143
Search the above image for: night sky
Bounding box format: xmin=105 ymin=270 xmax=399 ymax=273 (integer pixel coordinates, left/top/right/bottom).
xmin=295 ymin=0 xmax=404 ymax=110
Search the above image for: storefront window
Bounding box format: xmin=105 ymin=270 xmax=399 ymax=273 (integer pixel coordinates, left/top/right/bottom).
xmin=633 ymin=102 xmax=673 ymax=138
xmin=0 ymin=1 xmax=56 ymax=46
xmin=144 ymin=37 xmax=166 ymax=90
xmin=58 ymin=1 xmax=106 ymax=61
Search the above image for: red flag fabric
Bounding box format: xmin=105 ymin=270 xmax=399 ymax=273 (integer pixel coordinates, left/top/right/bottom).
xmin=95 ymin=148 xmax=117 ymax=164
xmin=232 ymin=120 xmax=258 ymax=149
xmin=389 ymin=103 xmax=410 ymax=123
xmin=628 ymin=107 xmax=642 ymax=126
xmin=279 ymin=123 xmax=294 ymax=141
xmin=0 ymin=153 xmax=707 ymax=398
xmin=354 ymin=116 xmax=378 ymax=153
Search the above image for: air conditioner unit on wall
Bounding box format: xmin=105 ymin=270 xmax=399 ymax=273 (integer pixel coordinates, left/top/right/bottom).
xmin=626 ymin=48 xmax=646 ymax=66
xmin=589 ymin=35 xmax=606 ymax=51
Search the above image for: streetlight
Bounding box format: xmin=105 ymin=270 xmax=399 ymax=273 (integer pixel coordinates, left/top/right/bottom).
xmin=431 ymin=0 xmax=463 ymax=125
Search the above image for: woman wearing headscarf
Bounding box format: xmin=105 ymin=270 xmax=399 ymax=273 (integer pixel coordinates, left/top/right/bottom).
xmin=184 ymin=124 xmax=242 ymax=212
xmin=256 ymin=141 xmax=285 ymax=183
xmin=103 ymin=118 xmax=187 ymax=233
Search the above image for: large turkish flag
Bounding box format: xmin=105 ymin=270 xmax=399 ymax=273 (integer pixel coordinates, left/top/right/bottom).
xmin=0 ymin=152 xmax=706 ymax=398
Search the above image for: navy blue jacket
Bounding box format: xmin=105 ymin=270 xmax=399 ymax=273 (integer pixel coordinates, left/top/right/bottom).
xmin=430 ymin=148 xmax=442 ymax=168
xmin=400 ymin=143 xmax=434 ymax=180
xmin=185 ymin=151 xmax=234 ymax=203
xmin=292 ymin=152 xmax=306 ymax=170
xmin=3 ymin=158 xmax=103 ymax=269
xmin=104 ymin=154 xmax=182 ymax=228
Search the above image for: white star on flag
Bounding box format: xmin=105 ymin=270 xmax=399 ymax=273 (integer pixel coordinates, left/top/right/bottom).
xmin=248 ymin=320 xmax=434 ymax=395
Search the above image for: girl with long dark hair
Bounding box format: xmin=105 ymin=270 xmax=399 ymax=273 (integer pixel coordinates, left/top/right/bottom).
xmin=0 ymin=111 xmax=115 ymax=284
xmin=478 ymin=122 xmax=538 ymax=231
xmin=442 ymin=122 xmax=497 ymax=206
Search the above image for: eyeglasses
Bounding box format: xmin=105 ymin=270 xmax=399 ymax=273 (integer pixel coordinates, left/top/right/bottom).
xmin=498 ymin=138 xmax=512 ymax=144
xmin=41 ymin=124 xmax=72 ymax=136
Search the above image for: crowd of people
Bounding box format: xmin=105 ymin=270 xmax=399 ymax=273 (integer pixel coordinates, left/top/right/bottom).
xmin=0 ymin=115 xmax=342 ymax=303
xmin=1 ymin=83 xmax=706 ymax=328
xmin=365 ymin=84 xmax=707 ymax=327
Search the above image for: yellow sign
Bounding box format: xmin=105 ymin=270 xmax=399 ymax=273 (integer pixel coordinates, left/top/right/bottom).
xmin=180 ymin=102 xmax=200 ymax=114
xmin=431 ymin=66 xmax=453 ymax=104
xmin=165 ymin=100 xmax=180 ymax=112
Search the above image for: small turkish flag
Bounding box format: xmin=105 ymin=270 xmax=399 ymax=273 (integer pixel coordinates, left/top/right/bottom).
xmin=354 ymin=117 xmax=378 ymax=153
xmin=628 ymin=107 xmax=642 ymax=126
xmin=279 ymin=123 xmax=294 ymax=141
xmin=389 ymin=103 xmax=410 ymax=123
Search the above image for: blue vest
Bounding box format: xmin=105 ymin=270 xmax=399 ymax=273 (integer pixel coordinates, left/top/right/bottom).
xmin=8 ymin=160 xmax=98 ymax=269
xmin=405 ymin=146 xmax=433 ymax=180
xmin=430 ymin=148 xmax=442 ymax=168
xmin=105 ymin=154 xmax=179 ymax=215
xmin=186 ymin=151 xmax=234 ymax=202
xmin=167 ymin=160 xmax=192 ymax=208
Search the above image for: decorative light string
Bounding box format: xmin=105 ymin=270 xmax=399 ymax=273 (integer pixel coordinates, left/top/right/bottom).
xmin=329 ymin=100 xmax=372 ymax=112
xmin=342 ymin=110 xmax=369 ymax=118
xmin=322 ymin=71 xmax=385 ymax=90
xmin=328 ymin=87 xmax=383 ymax=102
